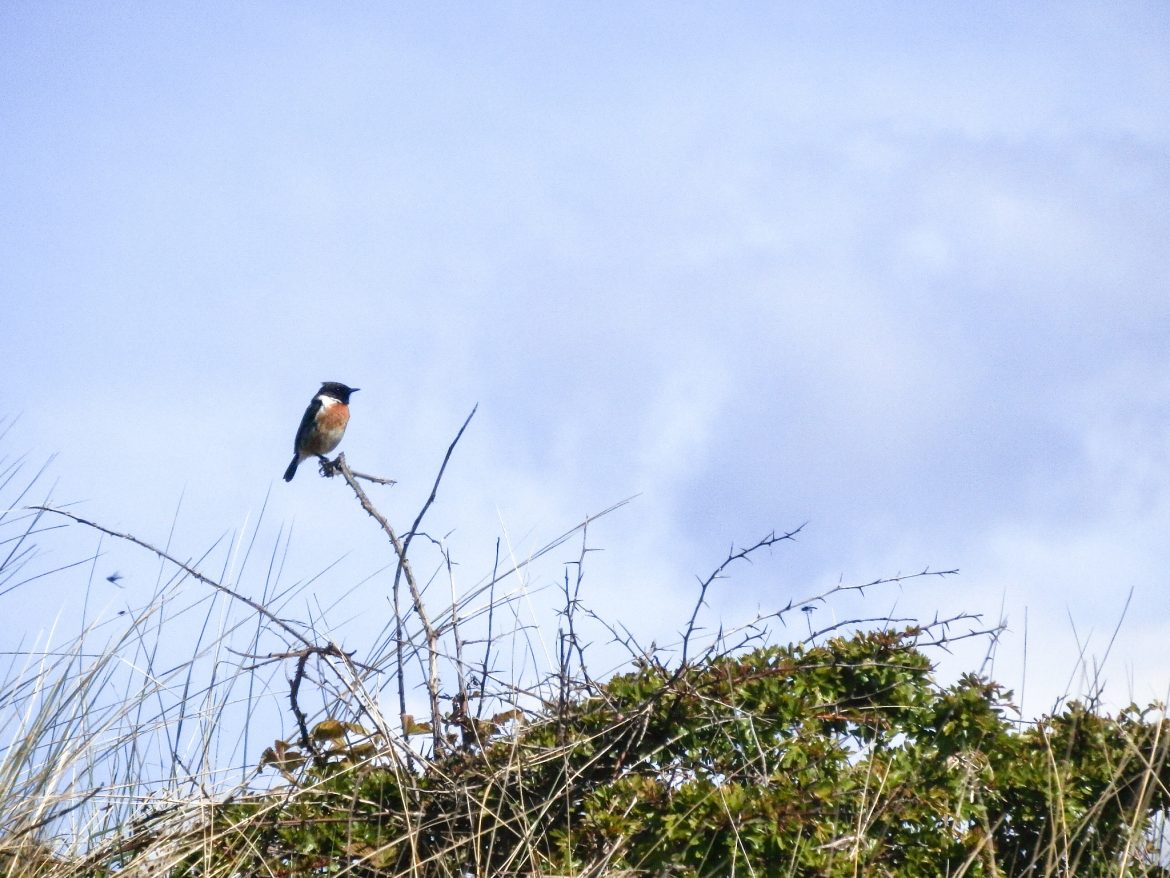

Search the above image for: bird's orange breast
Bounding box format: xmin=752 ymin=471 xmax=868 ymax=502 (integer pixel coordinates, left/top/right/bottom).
xmin=317 ymin=402 xmax=350 ymax=432
xmin=305 ymin=403 xmax=350 ymax=455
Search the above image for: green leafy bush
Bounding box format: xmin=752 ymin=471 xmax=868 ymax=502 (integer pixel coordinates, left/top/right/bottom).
xmin=167 ymin=628 xmax=1170 ymax=878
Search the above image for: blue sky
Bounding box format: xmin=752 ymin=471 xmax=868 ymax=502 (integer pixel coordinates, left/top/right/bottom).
xmin=3 ymin=4 xmax=1169 ymax=718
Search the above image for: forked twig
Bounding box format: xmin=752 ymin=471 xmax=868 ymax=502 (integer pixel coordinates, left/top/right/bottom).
xmin=677 ymin=526 xmax=805 ymax=673
xmin=331 ymin=454 xmax=441 ymax=752
xmin=330 ymin=405 xmax=477 ymax=754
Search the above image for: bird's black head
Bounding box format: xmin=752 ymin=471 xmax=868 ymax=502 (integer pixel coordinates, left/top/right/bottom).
xmin=318 ymin=382 xmax=359 ymax=404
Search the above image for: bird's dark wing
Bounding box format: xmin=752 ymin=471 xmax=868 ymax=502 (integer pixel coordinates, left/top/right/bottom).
xmin=293 ymin=397 xmax=323 ymax=453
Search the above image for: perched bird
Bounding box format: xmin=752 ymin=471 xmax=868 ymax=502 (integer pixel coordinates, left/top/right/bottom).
xmin=283 ymin=382 xmax=359 ymax=482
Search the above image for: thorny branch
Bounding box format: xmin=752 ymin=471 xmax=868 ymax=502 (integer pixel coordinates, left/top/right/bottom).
xmin=341 ymin=466 xmax=397 ymax=486
xmin=27 ymin=506 xmax=315 ymax=648
xmin=677 ymin=526 xmax=805 ymax=673
xmin=266 ymin=643 xmax=357 ymax=760
xmin=331 ymin=452 xmax=442 ymax=753
xmin=329 ymin=405 xmax=476 ymax=755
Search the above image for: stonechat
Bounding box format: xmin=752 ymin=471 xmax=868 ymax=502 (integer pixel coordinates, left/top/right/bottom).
xmin=283 ymin=382 xmax=359 ymax=482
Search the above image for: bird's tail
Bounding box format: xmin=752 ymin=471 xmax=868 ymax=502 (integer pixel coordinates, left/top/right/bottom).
xmin=283 ymin=455 xmax=300 ymax=482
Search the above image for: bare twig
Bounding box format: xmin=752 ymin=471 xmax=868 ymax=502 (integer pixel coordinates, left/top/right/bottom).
xmin=27 ymin=506 xmax=314 ymax=648
xmin=393 ymin=558 xmax=408 ymax=761
xmin=289 ymin=649 xmax=317 ymax=760
xmin=558 ymin=523 xmax=596 ymax=730
xmin=402 ymin=404 xmax=477 ymax=553
xmin=677 ymin=526 xmax=805 ymax=673
xmin=344 ymin=467 xmax=396 ymax=486
xmin=330 ymin=405 xmax=476 ymax=754
xmin=243 ymin=642 xmax=359 ymax=760
xmin=331 ymin=453 xmax=443 ymax=753
xmin=476 ymin=537 xmax=501 ymax=721
xmin=339 ymin=406 xmax=476 ymax=754
xmin=442 ymin=540 xmax=471 ymax=749
xmin=319 ymin=454 xmax=395 ymax=485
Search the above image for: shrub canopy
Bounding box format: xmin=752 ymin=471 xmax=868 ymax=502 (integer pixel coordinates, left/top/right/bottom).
xmin=165 ymin=628 xmax=1170 ymax=878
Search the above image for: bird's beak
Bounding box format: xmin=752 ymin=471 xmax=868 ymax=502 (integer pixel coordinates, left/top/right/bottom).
xmin=351 ymin=388 xmax=360 ymax=393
